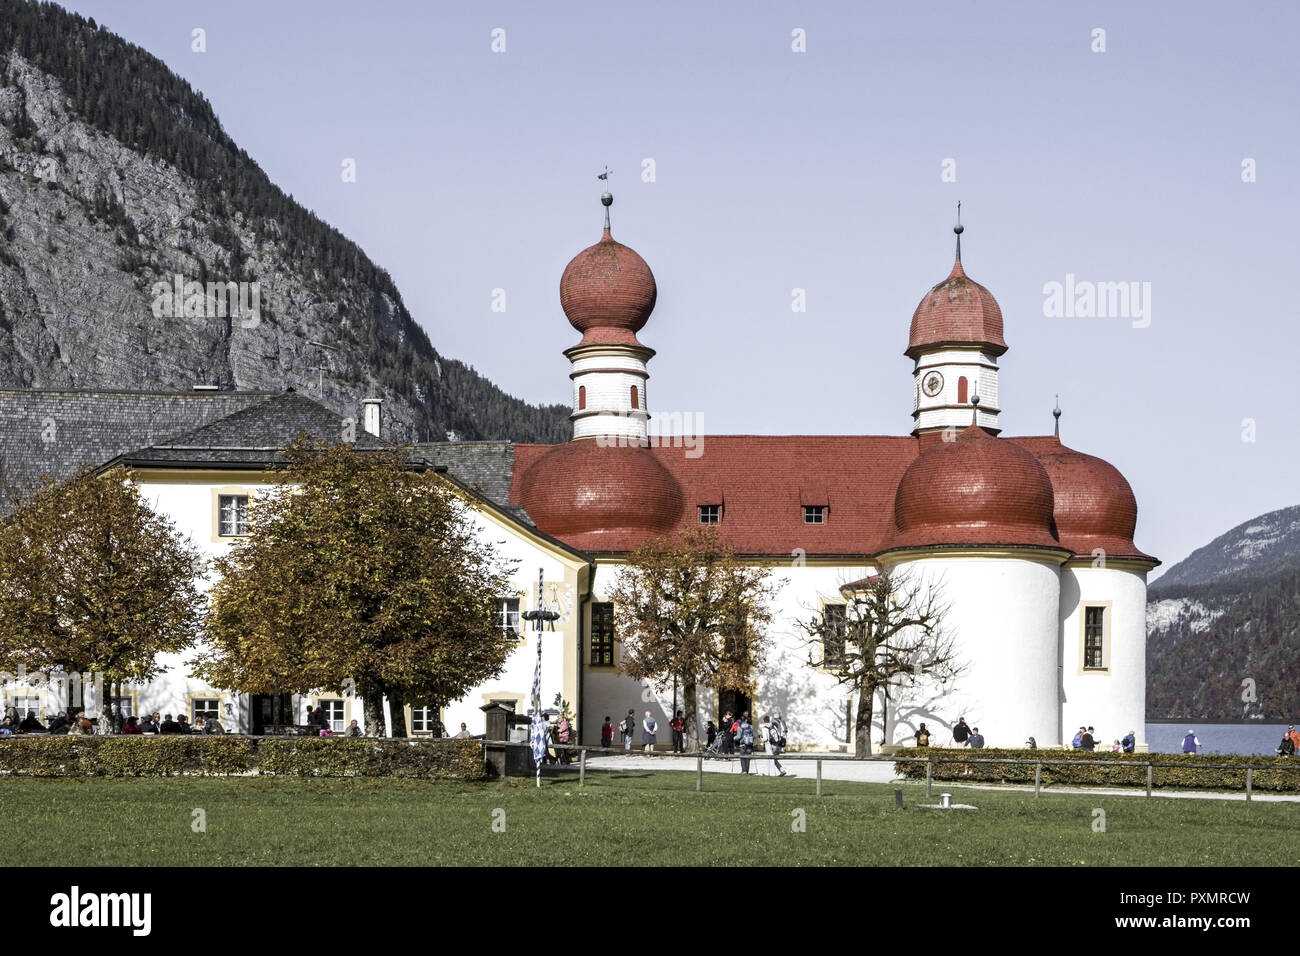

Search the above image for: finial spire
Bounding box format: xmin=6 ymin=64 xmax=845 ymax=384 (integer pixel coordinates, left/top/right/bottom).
xmin=971 ymin=392 xmax=980 ymax=426
xmin=954 ymin=200 xmax=964 ymax=263
xmin=1053 ymin=395 xmax=1062 ymax=438
xmin=598 ymin=166 xmax=613 ymax=232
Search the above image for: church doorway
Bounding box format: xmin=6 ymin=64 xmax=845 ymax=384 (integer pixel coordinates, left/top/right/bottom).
xmin=717 ymin=689 xmax=752 ymax=726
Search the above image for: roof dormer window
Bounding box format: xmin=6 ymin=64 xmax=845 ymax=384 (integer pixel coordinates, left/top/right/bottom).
xmin=804 ymin=505 xmax=826 ymax=524
xmin=699 ymin=505 xmax=721 ymax=525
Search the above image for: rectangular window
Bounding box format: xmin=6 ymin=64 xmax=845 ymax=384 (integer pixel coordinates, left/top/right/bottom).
xmin=698 ymin=504 xmax=721 ymax=524
xmin=320 ymin=699 xmax=345 ymax=732
xmin=14 ymin=695 xmax=41 ymax=720
xmin=822 ymin=603 xmax=846 ymax=669
xmin=217 ymin=494 xmax=249 ymax=536
xmin=1084 ymin=606 xmax=1106 ymax=669
xmin=410 ymin=705 xmax=438 ymax=735
xmin=804 ymin=505 xmax=826 ymax=524
xmin=493 ymin=597 xmax=521 ymax=639
xmin=111 ymin=696 xmax=137 ymax=720
xmin=191 ymin=698 xmax=220 ymax=722
xmin=591 ymin=602 xmax=615 ymax=666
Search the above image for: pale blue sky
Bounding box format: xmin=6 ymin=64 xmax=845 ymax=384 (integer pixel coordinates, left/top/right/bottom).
xmin=58 ymin=0 xmax=1300 ymax=576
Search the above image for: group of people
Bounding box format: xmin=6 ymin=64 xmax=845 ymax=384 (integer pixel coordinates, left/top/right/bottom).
xmin=927 ymin=717 xmax=985 ymax=749
xmin=598 ymin=708 xmax=790 ymax=774
xmin=1071 ymin=725 xmax=1138 ymax=753
xmin=0 ymin=707 xmax=226 ymax=735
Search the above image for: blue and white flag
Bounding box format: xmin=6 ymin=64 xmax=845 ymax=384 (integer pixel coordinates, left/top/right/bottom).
xmin=529 ymin=636 xmax=547 ymax=786
xmin=529 ymin=568 xmax=547 ymax=786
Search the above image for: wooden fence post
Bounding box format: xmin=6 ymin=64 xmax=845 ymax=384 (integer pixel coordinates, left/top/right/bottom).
xmin=578 ymin=747 xmax=586 ymax=788
xmin=925 ymin=758 xmax=932 ymax=798
xmin=696 ymin=754 xmax=703 ymax=792
xmin=1034 ymin=761 xmax=1041 ymax=798
xmin=816 ymin=758 xmax=822 ymax=797
xmin=1146 ymin=763 xmax=1153 ymax=798
xmin=1245 ymin=768 xmax=1252 ymax=802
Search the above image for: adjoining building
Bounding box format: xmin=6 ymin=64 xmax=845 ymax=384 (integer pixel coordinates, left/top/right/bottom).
xmin=0 ymin=197 xmax=1156 ymax=750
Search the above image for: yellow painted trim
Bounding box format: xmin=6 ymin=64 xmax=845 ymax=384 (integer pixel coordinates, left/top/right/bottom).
xmin=1077 ymin=600 xmax=1113 ymax=675
xmin=127 ymin=468 xmax=279 ymax=485
xmin=481 ymin=691 xmax=526 ymax=713
xmin=877 ymin=547 xmax=1070 ymax=568
xmin=4 ymin=686 xmax=49 ymax=722
xmin=184 ymin=690 xmax=230 ymax=723
xmin=309 ymin=693 xmax=353 ymax=733
xmin=403 ymin=702 xmax=444 ymax=737
xmin=816 ymin=596 xmax=848 ymax=675
xmin=1064 ymin=556 xmax=1157 ymax=573
xmin=211 ymin=485 xmax=254 ymax=543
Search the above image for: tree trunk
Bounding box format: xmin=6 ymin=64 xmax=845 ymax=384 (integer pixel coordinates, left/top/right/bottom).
xmin=684 ymin=681 xmax=698 ymax=750
xmin=363 ymin=690 xmax=385 ymax=738
xmin=854 ymin=683 xmax=874 ymax=757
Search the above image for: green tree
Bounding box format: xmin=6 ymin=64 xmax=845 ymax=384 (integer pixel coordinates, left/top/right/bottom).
xmin=195 ymin=437 xmax=516 ymax=736
xmin=611 ymin=527 xmax=779 ymax=749
xmin=799 ymin=570 xmax=960 ymax=757
xmin=0 ymin=466 xmax=205 ymax=729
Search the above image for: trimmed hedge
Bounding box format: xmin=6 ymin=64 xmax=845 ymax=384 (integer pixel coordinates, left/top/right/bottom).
xmin=893 ymin=747 xmax=1300 ymax=792
xmin=0 ymin=735 xmax=484 ymax=780
xmin=257 ymin=737 xmax=484 ymax=779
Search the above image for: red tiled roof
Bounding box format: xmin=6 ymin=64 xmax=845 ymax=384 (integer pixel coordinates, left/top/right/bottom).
xmin=559 ymin=228 xmax=656 ymax=336
xmin=907 ymin=258 xmax=1007 ymax=359
xmin=1009 ymin=436 xmax=1156 ymax=563
xmin=513 ymin=435 xmax=919 ymax=555
xmin=881 ymin=424 xmax=1062 ymax=553
xmin=509 ymin=434 xmax=1154 ymax=564
xmin=516 ymin=439 xmax=683 ymax=540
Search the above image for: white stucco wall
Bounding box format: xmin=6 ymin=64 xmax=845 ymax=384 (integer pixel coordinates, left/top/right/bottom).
xmin=1059 ymin=563 xmax=1148 ymax=750
xmin=881 ymin=554 xmax=1063 ymax=748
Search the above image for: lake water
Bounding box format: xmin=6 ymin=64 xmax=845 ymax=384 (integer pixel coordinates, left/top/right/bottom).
xmin=1144 ymin=722 xmax=1294 ymax=756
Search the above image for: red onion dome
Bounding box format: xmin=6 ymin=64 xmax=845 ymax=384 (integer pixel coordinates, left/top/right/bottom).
xmin=886 ymin=425 xmax=1061 ymax=552
xmin=1032 ymin=440 xmax=1154 ymax=561
xmin=559 ymin=228 xmax=657 ymax=338
xmin=907 ymin=257 xmax=1006 ymax=359
xmin=518 ymin=439 xmax=683 ymax=537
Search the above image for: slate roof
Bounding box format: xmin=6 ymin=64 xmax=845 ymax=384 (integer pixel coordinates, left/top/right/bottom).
xmin=116 ymin=392 xmax=384 ymax=467
xmin=0 ymin=388 xmax=274 ymax=506
xmin=410 ymin=441 xmax=516 ymax=507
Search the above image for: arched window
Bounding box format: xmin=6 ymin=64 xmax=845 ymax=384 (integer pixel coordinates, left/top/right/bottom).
xmin=630 ymin=385 xmax=639 ymax=409
xmin=578 ymin=385 xmax=586 ymax=411
xmin=957 ymin=376 xmax=968 ymax=404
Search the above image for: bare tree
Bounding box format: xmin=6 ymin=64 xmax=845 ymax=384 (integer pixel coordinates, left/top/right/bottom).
xmin=800 ymin=569 xmax=962 ymax=756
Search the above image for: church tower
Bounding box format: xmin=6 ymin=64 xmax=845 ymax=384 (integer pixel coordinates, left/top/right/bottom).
xmin=907 ymin=219 xmax=1006 ymax=435
xmin=558 ymin=190 xmax=656 ymax=445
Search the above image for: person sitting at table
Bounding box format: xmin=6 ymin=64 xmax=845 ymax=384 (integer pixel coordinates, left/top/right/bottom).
xmin=159 ymin=714 xmax=181 ymax=734
xmin=46 ymin=711 xmax=70 ymax=735
xmin=176 ymin=715 xmax=192 ymax=734
xmin=121 ymin=716 xmax=142 ymax=735
xmin=18 ymin=710 xmax=44 ymax=732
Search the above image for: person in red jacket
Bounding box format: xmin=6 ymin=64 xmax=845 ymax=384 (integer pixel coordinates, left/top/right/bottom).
xmin=120 ymin=716 xmax=142 ymax=735
xmin=670 ymin=710 xmax=685 ymax=752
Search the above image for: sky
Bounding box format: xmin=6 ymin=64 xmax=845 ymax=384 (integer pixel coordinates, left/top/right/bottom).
xmin=54 ymin=0 xmax=1300 ymax=578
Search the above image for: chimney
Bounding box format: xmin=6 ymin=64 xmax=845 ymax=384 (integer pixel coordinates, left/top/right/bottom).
xmin=362 ymin=398 xmax=381 ymax=438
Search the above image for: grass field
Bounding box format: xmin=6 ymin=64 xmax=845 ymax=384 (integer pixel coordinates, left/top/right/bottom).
xmin=2 ymin=769 xmax=1297 ymax=866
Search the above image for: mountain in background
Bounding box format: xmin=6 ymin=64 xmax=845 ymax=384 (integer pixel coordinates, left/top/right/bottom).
xmin=1147 ymin=504 xmax=1300 ymax=721
xmin=0 ymin=0 xmax=570 ymax=443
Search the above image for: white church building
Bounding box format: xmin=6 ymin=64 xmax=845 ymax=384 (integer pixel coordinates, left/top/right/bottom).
xmin=0 ymin=198 xmax=1157 ymax=752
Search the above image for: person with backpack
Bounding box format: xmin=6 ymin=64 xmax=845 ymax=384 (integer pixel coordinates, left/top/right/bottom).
xmin=1121 ymin=730 xmax=1136 ymax=753
xmin=735 ymin=712 xmax=756 ymax=773
xmin=1080 ymin=726 xmax=1097 ymax=751
xmin=1072 ymin=726 xmax=1085 ymax=749
xmin=762 ymin=713 xmax=787 ymax=776
xmin=952 ymin=716 xmax=971 ymax=748
xmin=621 ymin=709 xmax=636 ymax=752
xmin=914 ymin=723 xmax=932 ymax=747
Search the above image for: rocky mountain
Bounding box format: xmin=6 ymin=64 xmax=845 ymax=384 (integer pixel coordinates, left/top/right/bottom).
xmin=1151 ymin=504 xmax=1300 ymax=590
xmin=1147 ymin=505 xmax=1300 ymax=720
xmin=0 ymin=0 xmax=570 ymax=444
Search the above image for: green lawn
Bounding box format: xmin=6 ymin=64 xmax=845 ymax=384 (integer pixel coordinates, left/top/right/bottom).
xmin=1 ymin=769 xmax=1296 ymax=866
